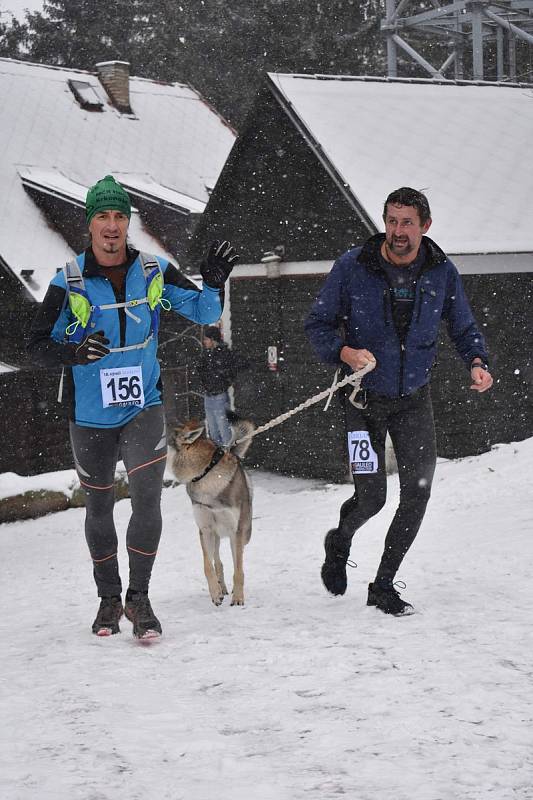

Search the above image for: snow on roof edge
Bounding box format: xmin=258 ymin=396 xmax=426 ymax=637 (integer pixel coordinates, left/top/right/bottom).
xmin=267 ymin=71 xmax=533 ymax=91
xmin=0 ymin=56 xmax=191 ymax=92
xmin=266 ymin=73 xmax=533 ymax=254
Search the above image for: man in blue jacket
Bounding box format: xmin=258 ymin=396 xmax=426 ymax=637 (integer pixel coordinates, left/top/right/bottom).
xmin=28 ymin=175 xmax=238 ymax=639
xmin=305 ymin=187 xmax=492 ymax=616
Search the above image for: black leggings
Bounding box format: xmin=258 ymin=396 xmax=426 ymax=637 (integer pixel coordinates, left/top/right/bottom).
xmin=339 ymin=385 xmax=437 ymax=582
xmin=69 ymin=405 xmax=167 ymax=597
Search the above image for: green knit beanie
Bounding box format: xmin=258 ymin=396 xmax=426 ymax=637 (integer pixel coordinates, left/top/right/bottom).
xmin=85 ymin=175 xmax=131 ymax=224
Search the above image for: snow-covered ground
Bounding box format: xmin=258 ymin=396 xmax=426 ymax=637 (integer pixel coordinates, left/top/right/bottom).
xmin=2 ymin=440 xmax=532 ymax=800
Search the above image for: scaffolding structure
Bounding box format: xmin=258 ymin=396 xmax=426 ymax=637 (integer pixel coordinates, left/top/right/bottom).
xmin=382 ymin=1 xmax=533 ymax=81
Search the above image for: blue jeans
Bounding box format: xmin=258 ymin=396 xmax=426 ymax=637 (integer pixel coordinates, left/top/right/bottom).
xmin=204 ymin=391 xmax=232 ymax=447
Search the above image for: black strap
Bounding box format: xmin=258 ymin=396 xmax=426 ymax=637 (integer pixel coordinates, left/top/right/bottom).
xmin=191 ymin=447 xmax=226 ymax=483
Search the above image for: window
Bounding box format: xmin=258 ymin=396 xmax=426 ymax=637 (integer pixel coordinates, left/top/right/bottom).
xmin=68 ymin=80 xmax=104 ymax=111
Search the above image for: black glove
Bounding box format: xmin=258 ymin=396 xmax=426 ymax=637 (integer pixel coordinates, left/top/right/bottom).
xmin=200 ymin=240 xmax=239 ymax=289
xmin=75 ymin=331 xmax=110 ymax=364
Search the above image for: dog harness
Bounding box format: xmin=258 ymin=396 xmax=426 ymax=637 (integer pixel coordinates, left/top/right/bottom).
xmin=191 ymin=447 xmax=227 ymax=483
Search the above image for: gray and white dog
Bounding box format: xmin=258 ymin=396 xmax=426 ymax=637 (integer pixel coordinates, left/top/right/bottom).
xmin=169 ymin=415 xmax=255 ymax=606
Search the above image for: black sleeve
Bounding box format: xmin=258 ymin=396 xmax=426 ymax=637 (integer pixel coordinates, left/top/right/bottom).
xmin=26 ymin=284 xmax=78 ymax=368
xmin=164 ymin=262 xmax=225 ymax=312
xmin=194 ymin=351 xmax=208 ymax=391
xmin=164 ymin=262 xmax=201 ymax=292
xmin=221 ymin=348 xmax=240 ymax=382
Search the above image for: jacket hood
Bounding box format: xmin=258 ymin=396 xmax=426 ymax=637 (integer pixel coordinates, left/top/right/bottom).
xmin=357 ymin=233 xmax=447 ymax=273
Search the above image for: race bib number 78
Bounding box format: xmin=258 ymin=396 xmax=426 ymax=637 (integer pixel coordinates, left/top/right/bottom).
xmin=100 ymin=366 xmax=145 ymax=409
xmin=347 ymin=430 xmax=378 ymax=474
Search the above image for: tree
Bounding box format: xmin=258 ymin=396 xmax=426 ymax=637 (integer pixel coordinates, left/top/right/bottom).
xmin=2 ymin=0 xmax=385 ymax=127
xmin=135 ymin=0 xmax=386 ymax=126
xmin=0 ymin=9 xmax=27 ymax=58
xmin=2 ymin=1 xmax=531 ymax=127
xmin=21 ymin=0 xmax=145 ymax=69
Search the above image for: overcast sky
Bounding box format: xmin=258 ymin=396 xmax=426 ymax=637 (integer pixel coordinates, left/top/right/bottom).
xmin=1 ymin=0 xmax=43 ymax=20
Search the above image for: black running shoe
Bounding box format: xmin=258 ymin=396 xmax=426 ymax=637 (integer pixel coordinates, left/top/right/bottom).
xmin=92 ymin=595 xmax=123 ymax=636
xmin=124 ymin=590 xmax=162 ymax=639
xmin=321 ymin=529 xmax=354 ymax=596
xmin=367 ymin=580 xmax=414 ymax=616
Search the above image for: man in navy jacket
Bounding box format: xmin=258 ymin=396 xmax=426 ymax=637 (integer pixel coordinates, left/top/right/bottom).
xmin=305 ymin=187 xmax=492 ymax=615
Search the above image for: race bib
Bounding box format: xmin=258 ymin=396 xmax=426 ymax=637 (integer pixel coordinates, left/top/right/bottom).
xmin=347 ymin=430 xmax=378 ymax=474
xmin=100 ymin=366 xmax=145 ymax=409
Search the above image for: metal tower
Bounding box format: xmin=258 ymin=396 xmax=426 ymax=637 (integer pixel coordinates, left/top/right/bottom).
xmin=382 ymin=1 xmax=533 ymax=81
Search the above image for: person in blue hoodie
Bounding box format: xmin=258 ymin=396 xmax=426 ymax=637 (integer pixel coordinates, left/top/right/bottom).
xmin=28 ymin=175 xmax=238 ymax=639
xmin=305 ymin=187 xmax=493 ymax=616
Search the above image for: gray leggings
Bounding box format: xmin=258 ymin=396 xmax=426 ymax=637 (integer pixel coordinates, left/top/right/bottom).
xmin=69 ymin=405 xmax=167 ymax=597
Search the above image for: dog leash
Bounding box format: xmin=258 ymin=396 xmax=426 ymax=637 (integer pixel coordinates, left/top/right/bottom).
xmin=234 ymin=360 xmax=376 ymax=445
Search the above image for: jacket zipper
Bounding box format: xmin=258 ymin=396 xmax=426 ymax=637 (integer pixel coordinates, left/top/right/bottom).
xmin=380 ymin=277 xmax=404 ymax=393
xmin=402 ymin=279 xmax=425 ymax=395
xmin=399 ymin=342 xmax=406 ymax=396
xmin=416 ymin=286 xmax=425 ymax=323
xmin=368 ymin=241 xmax=444 ymax=396
xmin=111 ymin=281 xmax=127 ymax=349
xmin=383 ymin=288 xmax=390 ymax=324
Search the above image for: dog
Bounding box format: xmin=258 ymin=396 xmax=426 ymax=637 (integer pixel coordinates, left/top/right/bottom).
xmin=168 ymin=414 xmax=255 ymax=606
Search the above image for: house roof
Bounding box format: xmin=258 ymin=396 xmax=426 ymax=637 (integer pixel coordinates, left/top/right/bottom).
xmin=0 ymin=58 xmax=236 ymax=300
xmin=17 ymin=166 xmax=173 ymax=257
xmin=0 ymin=361 xmax=18 ymax=373
xmin=113 ymin=173 xmax=207 ymax=215
xmin=268 ymin=73 xmax=533 ymax=255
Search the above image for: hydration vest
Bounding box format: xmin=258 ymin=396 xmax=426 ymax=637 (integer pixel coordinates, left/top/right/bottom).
xmin=63 ymin=252 xmax=169 ymax=352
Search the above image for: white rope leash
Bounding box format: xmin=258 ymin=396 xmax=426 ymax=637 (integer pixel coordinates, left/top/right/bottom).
xmin=235 ymin=360 xmax=376 ymax=444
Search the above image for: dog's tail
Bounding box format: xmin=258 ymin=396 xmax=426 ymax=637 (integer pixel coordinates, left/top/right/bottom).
xmin=227 ymin=410 xmax=255 ymax=459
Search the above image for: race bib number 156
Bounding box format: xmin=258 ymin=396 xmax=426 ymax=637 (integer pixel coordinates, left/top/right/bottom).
xmin=100 ymin=366 xmax=145 ymax=409
xmin=347 ymin=430 xmax=378 ymax=474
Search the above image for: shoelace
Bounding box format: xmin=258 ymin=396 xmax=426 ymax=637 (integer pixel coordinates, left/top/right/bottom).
xmin=333 ymin=549 xmax=357 ymax=569
xmin=376 ymin=580 xmax=406 ymax=594
xmin=329 ymin=536 xmax=357 ymax=569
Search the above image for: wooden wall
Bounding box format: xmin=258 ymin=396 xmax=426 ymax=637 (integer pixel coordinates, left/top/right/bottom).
xmin=0 ymin=312 xmax=204 ymax=477
xmin=229 ymin=270 xmax=533 ymax=482
xmin=190 ymin=85 xmax=372 ymax=266
xmin=4 ymin=269 xmax=532 ymax=480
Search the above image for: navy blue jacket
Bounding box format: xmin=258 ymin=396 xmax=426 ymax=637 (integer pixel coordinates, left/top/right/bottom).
xmin=305 ymin=234 xmax=488 ymax=398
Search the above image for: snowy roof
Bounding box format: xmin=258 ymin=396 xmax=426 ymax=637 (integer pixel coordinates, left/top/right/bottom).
xmin=0 ymin=361 xmax=18 ymax=373
xmin=268 ymin=74 xmax=533 ymax=255
xmin=0 ymin=58 xmax=235 ymax=300
xmin=18 ymin=166 xmax=87 ymax=204
xmin=113 ymin=173 xmax=206 ymax=214
xmin=17 ymin=166 xmax=176 ymax=265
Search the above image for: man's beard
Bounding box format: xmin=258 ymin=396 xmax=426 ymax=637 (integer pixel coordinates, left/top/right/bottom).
xmin=388 ymin=237 xmax=414 ymax=256
xmin=103 ymin=241 xmax=120 ymax=252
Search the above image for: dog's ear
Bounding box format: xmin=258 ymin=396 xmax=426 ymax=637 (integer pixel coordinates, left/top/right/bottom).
xmin=183 ymin=425 xmax=205 ymax=444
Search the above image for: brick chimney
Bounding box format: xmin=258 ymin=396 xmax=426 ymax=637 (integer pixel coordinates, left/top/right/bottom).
xmin=95 ymin=61 xmax=132 ymax=114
